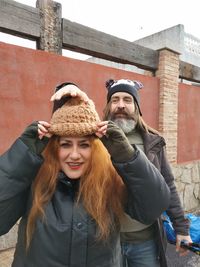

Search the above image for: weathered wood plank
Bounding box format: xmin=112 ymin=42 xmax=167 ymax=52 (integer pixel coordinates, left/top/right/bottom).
xmin=62 ymin=19 xmax=159 ymax=71
xmin=179 ymin=61 xmax=200 ymax=82
xmin=0 ymin=0 xmax=40 ymax=39
xmin=36 ymin=0 xmax=62 ymax=54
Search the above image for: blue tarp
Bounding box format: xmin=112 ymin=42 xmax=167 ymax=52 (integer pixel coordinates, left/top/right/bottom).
xmin=163 ymin=213 xmax=200 ymax=243
xmin=163 ymin=213 xmax=200 ymax=254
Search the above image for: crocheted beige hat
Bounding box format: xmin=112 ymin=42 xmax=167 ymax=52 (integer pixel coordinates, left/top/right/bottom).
xmin=49 ymin=97 xmax=100 ymax=136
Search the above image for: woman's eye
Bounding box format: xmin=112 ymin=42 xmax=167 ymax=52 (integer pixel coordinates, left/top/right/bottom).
xmin=60 ymin=143 xmax=70 ymax=148
xmin=80 ymin=143 xmax=90 ymax=148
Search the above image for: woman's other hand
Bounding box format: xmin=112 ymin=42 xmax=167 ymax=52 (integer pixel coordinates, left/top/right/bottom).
xmin=97 ymin=121 xmax=134 ymax=162
xmin=95 ymin=121 xmax=108 ymax=138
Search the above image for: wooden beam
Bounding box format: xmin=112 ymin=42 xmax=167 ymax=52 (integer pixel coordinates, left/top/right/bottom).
xmin=0 ymin=0 xmax=40 ymax=40
xmin=62 ymin=19 xmax=159 ymax=71
xmin=179 ymin=61 xmax=200 ymax=82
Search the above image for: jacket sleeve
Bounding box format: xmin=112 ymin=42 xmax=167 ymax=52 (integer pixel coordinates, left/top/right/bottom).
xmin=0 ymin=138 xmax=44 ymax=235
xmin=160 ymin=147 xmax=190 ymax=235
xmin=112 ymin=146 xmax=170 ymax=225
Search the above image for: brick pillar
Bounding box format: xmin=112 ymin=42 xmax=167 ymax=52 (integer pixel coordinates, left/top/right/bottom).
xmin=156 ymin=49 xmax=180 ymax=163
xmin=36 ymin=0 xmax=62 ymax=54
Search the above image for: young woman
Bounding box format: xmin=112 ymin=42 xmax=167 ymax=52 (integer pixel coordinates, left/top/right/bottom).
xmin=53 ymin=82 xmax=192 ymax=267
xmin=0 ymin=96 xmax=170 ymax=267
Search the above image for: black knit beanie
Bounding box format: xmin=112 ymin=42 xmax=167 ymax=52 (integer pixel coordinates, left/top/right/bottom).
xmin=106 ymin=79 xmax=143 ymax=115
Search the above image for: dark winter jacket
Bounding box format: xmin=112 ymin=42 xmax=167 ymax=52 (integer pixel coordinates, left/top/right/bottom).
xmin=0 ymin=138 xmax=170 ymax=267
xmin=142 ymin=130 xmax=190 ymax=267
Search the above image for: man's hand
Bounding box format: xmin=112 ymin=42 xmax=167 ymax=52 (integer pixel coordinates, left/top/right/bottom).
xmin=176 ymin=234 xmax=193 ymax=256
xmin=50 ymin=84 xmax=89 ymax=103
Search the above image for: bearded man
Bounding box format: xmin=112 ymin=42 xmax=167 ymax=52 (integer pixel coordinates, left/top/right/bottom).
xmin=102 ymin=79 xmax=191 ymax=267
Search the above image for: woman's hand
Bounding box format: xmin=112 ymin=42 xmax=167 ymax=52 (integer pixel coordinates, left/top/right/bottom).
xmin=38 ymin=121 xmax=52 ymax=139
xmin=20 ymin=121 xmax=51 ymax=155
xmin=176 ymin=234 xmax=193 ymax=256
xmin=50 ymin=84 xmax=90 ymax=103
xmin=97 ymin=121 xmax=135 ymax=162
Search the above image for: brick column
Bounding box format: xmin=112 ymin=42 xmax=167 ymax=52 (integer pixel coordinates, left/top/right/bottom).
xmin=36 ymin=0 xmax=62 ymax=54
xmin=156 ymin=49 xmax=180 ymax=163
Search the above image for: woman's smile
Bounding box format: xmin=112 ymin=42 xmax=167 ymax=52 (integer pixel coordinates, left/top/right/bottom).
xmin=67 ymin=162 xmax=83 ymax=170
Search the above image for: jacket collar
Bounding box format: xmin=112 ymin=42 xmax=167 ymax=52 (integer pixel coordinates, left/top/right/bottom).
xmin=140 ymin=130 xmax=165 ymax=153
xmin=58 ymin=171 xmax=80 ymax=189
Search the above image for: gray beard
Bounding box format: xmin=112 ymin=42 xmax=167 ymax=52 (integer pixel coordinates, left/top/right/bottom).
xmin=112 ymin=118 xmax=136 ymax=134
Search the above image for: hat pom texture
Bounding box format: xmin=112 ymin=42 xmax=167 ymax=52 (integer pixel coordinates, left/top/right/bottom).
xmin=49 ymin=97 xmax=100 ymax=136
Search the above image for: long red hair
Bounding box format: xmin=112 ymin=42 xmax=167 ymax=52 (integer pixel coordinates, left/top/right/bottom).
xmin=26 ymin=135 xmax=125 ymax=248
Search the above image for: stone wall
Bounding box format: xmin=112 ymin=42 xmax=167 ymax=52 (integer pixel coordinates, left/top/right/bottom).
xmin=172 ymin=161 xmax=200 ymax=212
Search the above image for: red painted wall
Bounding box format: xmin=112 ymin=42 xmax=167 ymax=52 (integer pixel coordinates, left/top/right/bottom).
xmin=177 ymin=83 xmax=200 ymax=163
xmin=0 ymin=42 xmax=159 ymax=154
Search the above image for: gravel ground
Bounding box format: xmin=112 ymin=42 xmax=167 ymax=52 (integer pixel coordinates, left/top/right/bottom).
xmin=166 ymin=243 xmax=200 ymax=267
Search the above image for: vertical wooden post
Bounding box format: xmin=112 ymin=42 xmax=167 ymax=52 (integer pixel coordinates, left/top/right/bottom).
xmin=36 ymin=0 xmax=62 ymax=54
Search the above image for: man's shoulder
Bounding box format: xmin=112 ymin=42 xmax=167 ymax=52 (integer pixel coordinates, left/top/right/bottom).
xmin=142 ymin=130 xmax=166 ymax=147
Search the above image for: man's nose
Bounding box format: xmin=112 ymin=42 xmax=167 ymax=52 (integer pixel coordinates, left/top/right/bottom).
xmin=117 ymin=99 xmax=125 ymax=109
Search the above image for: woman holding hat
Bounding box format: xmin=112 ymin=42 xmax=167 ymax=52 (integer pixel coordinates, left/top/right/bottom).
xmin=0 ymin=93 xmax=170 ymax=267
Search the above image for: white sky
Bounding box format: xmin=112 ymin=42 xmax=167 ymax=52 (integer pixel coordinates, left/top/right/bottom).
xmin=0 ymin=0 xmax=200 ymax=59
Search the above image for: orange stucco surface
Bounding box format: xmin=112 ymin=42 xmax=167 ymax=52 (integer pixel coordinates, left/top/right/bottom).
xmin=0 ymin=42 xmax=159 ymax=155
xmin=177 ymin=83 xmax=200 ymax=163
xmin=1 ymin=42 xmax=200 ymax=163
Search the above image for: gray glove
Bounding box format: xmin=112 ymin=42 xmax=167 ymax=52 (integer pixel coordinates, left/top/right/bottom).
xmin=101 ymin=121 xmax=134 ymax=162
xmin=20 ymin=121 xmax=49 ymax=155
